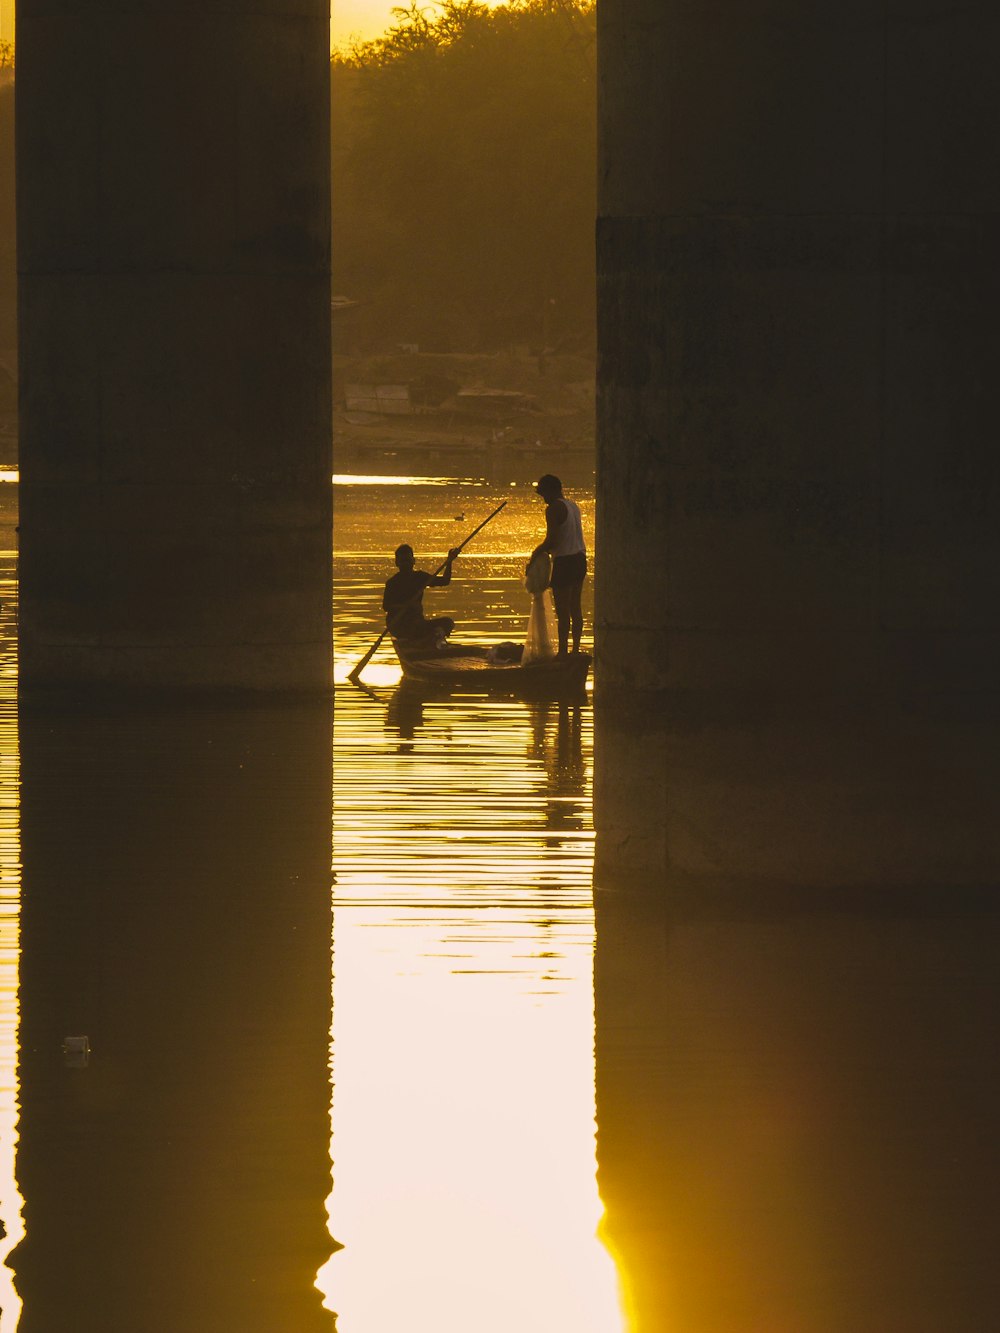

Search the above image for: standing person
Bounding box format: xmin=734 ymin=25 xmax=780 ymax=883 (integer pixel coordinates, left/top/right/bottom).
xmin=382 ymin=543 xmax=460 ymax=649
xmin=528 ymin=474 xmax=587 ymax=657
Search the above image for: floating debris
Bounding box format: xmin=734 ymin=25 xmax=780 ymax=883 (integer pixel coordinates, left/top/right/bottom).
xmin=62 ymin=1035 xmax=91 ymax=1068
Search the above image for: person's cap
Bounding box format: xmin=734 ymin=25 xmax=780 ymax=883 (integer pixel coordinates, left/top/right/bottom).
xmin=535 ymin=473 xmax=562 ymax=495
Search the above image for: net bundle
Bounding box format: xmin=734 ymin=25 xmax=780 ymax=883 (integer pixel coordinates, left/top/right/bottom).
xmin=523 ymin=552 xmax=556 ymax=665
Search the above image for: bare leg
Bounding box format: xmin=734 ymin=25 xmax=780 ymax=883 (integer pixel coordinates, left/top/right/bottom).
xmin=551 ymin=585 xmax=571 ymax=657
xmin=568 ymin=580 xmax=583 ymax=652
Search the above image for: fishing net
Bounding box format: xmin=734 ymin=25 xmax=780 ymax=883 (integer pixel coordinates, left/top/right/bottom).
xmin=523 ymin=552 xmax=556 ymax=665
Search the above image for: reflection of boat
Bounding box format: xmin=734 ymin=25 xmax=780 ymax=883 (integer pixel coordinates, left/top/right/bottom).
xmin=393 ymin=642 xmax=591 ymax=695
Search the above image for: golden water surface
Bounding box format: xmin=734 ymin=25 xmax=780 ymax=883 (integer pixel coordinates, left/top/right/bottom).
xmin=323 ymin=477 xmax=622 ymax=1329
xmin=0 ymin=476 xmax=624 ymax=1331
xmin=2 ymin=474 xmax=994 ymax=1331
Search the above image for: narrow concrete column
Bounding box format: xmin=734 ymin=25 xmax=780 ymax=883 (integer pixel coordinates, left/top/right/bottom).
xmin=597 ymin=2 xmax=1000 ymax=698
xmin=16 ymin=2 xmax=332 ymax=691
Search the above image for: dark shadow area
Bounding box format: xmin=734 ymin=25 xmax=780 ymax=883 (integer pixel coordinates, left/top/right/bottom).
xmin=13 ymin=699 xmax=334 ymax=1332
xmin=594 ymin=698 xmax=1000 ymax=1331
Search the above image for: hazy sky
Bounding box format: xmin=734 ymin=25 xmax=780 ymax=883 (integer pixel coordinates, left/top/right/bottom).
xmin=0 ymin=3 xmax=502 ymax=51
xmin=332 ymin=1 xmax=505 ymax=48
xmin=332 ymin=1 xmax=403 ymax=47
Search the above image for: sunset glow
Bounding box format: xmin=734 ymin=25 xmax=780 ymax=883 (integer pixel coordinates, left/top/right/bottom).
xmin=333 ymin=0 xmax=507 ymax=48
xmin=0 ymin=2 xmax=508 ymax=52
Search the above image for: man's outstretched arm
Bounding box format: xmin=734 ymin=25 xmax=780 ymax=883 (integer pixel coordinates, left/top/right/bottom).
xmin=428 ymin=548 xmax=460 ymax=587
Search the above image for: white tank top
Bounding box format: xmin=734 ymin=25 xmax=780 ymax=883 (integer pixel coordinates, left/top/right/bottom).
xmin=550 ymin=497 xmax=586 ymax=557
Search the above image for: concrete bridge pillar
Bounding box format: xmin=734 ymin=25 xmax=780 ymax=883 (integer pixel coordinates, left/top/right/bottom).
xmin=595 ymin=9 xmax=1000 ymax=1326
xmin=16 ymin=1 xmax=332 ymax=692
xmin=596 ymin=2 xmax=1000 ymax=884
xmin=598 ymin=0 xmax=1000 ymax=701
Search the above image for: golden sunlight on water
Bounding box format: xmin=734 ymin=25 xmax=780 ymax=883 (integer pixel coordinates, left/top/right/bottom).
xmin=0 ymin=476 xmax=618 ymax=1330
xmin=0 ymin=470 xmax=993 ymax=1328
xmin=322 ymin=689 xmax=622 ymax=1331
xmin=322 ymin=479 xmax=623 ymax=1330
xmin=332 ymin=474 xmax=484 ymax=488
xmin=331 ymin=476 xmax=594 ymax=686
xmin=0 ymin=544 xmax=22 ymax=1330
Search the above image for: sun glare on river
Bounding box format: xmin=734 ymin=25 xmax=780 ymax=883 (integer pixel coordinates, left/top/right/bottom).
xmin=317 ymin=906 xmax=624 ymax=1332
xmin=321 ymin=527 xmax=621 ymax=1333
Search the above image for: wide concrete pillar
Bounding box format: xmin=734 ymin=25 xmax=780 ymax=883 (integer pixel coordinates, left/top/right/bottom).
xmin=596 ymin=4 xmax=1000 ymax=884
xmin=16 ymin=2 xmax=332 ymax=691
xmin=595 ymin=12 xmax=1000 ymax=1325
xmin=598 ymin=0 xmax=1000 ymax=698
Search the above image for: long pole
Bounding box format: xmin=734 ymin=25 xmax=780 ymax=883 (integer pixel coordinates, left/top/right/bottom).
xmin=346 ymin=500 xmax=508 ymax=684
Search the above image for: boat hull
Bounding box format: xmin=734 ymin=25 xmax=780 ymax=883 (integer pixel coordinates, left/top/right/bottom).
xmin=395 ymin=644 xmax=591 ymax=695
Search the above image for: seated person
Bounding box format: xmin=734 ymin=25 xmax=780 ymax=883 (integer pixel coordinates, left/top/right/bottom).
xmin=383 ymin=543 xmax=460 ymax=650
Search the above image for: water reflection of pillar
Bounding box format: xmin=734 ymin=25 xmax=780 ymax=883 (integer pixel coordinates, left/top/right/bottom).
xmin=14 ymin=701 xmax=334 ymax=1333
xmin=594 ymin=704 xmax=1000 ymax=1333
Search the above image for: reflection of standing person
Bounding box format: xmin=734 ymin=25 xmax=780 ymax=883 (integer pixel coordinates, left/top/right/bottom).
xmin=386 ymin=682 xmax=426 ymax=754
xmin=526 ymin=699 xmax=587 ymax=838
xmin=528 ymin=474 xmax=587 ymax=657
xmin=382 ymin=543 xmax=459 ymax=649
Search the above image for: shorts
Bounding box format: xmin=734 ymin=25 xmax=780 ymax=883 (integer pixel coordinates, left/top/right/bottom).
xmin=550 ymin=552 xmax=587 ymax=588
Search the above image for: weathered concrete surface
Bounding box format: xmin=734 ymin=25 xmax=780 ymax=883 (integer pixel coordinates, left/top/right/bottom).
xmin=16 ymin=3 xmax=332 ymax=691
xmin=595 ymin=691 xmax=1000 ymax=890
xmin=597 ymin=3 xmax=1000 ymax=698
xmin=15 ymin=700 xmax=335 ymax=1331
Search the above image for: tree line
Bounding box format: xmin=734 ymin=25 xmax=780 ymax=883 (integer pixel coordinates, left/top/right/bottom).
xmin=0 ymin=1 xmax=597 ymax=362
xmin=334 ymin=0 xmax=596 ymax=353
xmin=0 ymin=73 xmax=14 ymax=375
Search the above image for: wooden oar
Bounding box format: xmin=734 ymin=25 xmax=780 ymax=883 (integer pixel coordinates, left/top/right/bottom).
xmin=346 ymin=499 xmax=508 ymax=683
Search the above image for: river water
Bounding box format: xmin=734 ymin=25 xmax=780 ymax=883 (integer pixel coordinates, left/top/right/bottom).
xmin=0 ymin=475 xmax=625 ymax=1331
xmin=2 ymin=476 xmax=999 ymax=1331
xmin=326 ymin=477 xmax=619 ymax=1331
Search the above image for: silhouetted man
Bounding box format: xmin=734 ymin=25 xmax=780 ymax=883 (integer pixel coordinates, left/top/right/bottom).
xmin=529 ymin=474 xmax=587 ymax=657
xmin=383 ymin=543 xmax=460 ymax=649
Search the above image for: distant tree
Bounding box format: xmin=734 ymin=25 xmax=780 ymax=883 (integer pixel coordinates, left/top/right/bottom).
xmin=332 ymin=0 xmax=596 ymax=352
xmin=0 ymin=9 xmax=598 ymax=362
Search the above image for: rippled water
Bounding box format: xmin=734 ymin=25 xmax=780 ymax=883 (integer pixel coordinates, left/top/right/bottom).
xmin=0 ymin=477 xmax=624 ymax=1331
xmin=323 ymin=478 xmax=621 ymax=1330
xmin=331 ymin=475 xmax=594 ymax=686
xmin=3 ymin=475 xmax=996 ymax=1331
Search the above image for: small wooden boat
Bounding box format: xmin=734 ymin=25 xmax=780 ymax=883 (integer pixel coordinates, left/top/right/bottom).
xmin=394 ymin=641 xmax=591 ymax=695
